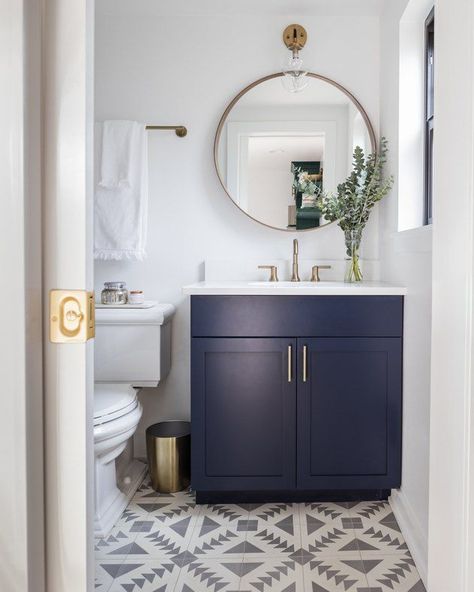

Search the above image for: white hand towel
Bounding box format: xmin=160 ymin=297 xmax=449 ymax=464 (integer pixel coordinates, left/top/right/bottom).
xmin=94 ymin=122 xmax=148 ymax=261
xmin=99 ymin=120 xmax=140 ymax=189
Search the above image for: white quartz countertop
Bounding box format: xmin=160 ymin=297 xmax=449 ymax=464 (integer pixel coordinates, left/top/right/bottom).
xmin=182 ymin=281 xmax=407 ymax=296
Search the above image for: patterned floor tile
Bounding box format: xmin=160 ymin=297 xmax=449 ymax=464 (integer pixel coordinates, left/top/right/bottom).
xmin=302 ymin=553 xmax=370 ymax=591
xmin=239 ymin=556 xmax=305 ymax=592
xmin=355 ymin=518 xmax=408 ymax=555
xmin=245 ymin=511 xmax=302 ymax=556
xmin=300 ymin=504 xmax=358 ymax=555
xmin=188 ymin=514 xmax=247 ymax=558
xmin=175 ymin=557 xmax=242 ymax=592
xmin=197 ymin=504 xmax=251 ymax=525
xmin=246 ymin=503 xmax=300 ymax=521
xmin=95 ymin=487 xmax=426 ymax=592
xmin=350 ymin=502 xmax=396 ymax=524
xmin=362 ymin=555 xmax=426 ymax=591
xmin=304 ymin=502 xmax=355 ymax=520
xmin=106 ymin=559 xmax=180 ymax=591
xmin=95 ymin=559 xmax=122 ymax=591
xmin=130 ymin=514 xmax=197 ymax=559
xmin=129 ymin=489 xmax=200 ymax=525
xmin=95 ymin=524 xmax=141 ymax=559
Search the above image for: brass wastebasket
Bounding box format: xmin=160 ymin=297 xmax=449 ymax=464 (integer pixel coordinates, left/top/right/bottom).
xmin=146 ymin=421 xmax=190 ymax=493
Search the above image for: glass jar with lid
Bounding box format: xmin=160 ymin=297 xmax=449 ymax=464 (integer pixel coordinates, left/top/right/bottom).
xmin=101 ymin=281 xmax=129 ymax=305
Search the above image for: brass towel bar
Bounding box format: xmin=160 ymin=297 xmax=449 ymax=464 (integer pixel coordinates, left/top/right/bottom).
xmin=145 ymin=125 xmax=187 ymax=137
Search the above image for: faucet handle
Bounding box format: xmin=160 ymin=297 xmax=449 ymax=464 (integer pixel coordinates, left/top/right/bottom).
xmin=311 ymin=265 xmax=331 ymax=282
xmin=258 ymin=265 xmax=279 ymax=282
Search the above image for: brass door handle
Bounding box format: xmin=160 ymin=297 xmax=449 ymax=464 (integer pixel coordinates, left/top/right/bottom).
xmin=50 ymin=290 xmax=95 ymax=343
xmin=258 ymin=265 xmax=279 ymax=282
xmin=303 ymin=345 xmax=308 ymax=382
xmin=288 ymin=345 xmax=292 ymax=382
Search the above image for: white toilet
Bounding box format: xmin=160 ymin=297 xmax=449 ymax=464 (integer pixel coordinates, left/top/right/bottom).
xmin=93 ymin=302 xmax=175 ymax=537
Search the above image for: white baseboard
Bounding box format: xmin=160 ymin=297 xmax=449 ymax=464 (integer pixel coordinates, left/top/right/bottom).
xmin=389 ymin=489 xmax=428 ymax=586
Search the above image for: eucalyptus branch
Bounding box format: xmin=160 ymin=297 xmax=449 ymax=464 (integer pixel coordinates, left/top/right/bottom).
xmin=318 ymin=138 xmax=394 ymax=235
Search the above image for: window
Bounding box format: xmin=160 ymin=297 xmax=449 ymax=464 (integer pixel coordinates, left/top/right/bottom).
xmin=399 ymin=0 xmax=436 ymax=232
xmin=424 ymin=8 xmax=434 ymax=225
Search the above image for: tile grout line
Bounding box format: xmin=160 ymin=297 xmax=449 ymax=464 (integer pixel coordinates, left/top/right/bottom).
xmin=166 ymin=489 xmax=201 ymax=591
xmin=98 ymin=555 xmax=126 ymax=592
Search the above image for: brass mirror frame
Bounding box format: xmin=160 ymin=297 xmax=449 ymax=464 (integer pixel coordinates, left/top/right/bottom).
xmin=214 ymin=72 xmax=377 ymax=233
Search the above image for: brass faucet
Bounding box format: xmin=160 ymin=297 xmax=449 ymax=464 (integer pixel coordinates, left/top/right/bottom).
xmin=258 ymin=265 xmax=279 ymax=282
xmin=291 ymin=239 xmax=300 ymax=282
xmin=311 ymin=264 xmax=332 ymax=282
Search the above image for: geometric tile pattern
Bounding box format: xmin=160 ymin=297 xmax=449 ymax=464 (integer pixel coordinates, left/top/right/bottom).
xmin=95 ymin=478 xmax=426 ymax=591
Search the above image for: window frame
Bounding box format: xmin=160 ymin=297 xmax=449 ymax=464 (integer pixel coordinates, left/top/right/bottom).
xmin=424 ymin=7 xmax=435 ymax=225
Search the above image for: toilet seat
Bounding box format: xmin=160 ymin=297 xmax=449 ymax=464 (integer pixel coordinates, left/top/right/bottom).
xmin=94 ymin=384 xmax=138 ymax=426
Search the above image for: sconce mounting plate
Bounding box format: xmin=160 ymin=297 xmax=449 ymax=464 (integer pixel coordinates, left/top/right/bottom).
xmin=283 ymin=24 xmax=307 ymax=51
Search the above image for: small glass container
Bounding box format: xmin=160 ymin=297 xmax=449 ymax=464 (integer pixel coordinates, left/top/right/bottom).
xmin=101 ymin=281 xmax=129 ymax=305
xmin=128 ymin=290 xmax=145 ymax=305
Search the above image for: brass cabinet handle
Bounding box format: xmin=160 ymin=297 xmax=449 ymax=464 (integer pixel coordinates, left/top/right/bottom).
xmin=288 ymin=345 xmax=292 ymax=382
xmin=303 ymin=345 xmax=308 ymax=382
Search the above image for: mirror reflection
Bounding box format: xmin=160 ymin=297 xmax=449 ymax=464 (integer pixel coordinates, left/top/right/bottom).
xmin=215 ymin=74 xmax=375 ymax=231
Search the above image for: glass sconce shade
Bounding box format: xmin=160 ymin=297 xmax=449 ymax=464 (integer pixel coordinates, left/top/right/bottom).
xmin=281 ymin=55 xmax=308 ymax=93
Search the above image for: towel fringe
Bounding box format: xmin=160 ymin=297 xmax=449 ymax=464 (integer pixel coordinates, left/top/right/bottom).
xmin=94 ymin=249 xmax=146 ymax=261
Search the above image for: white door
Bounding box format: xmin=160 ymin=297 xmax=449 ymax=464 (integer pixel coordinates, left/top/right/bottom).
xmin=1 ymin=1 xmax=94 ymax=590
xmin=43 ymin=1 xmax=95 ymax=591
xmin=0 ymin=1 xmax=45 ymax=590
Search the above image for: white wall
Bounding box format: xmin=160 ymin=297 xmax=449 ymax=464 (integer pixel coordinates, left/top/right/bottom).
xmin=94 ymin=6 xmax=380 ymax=455
xmin=428 ymin=0 xmax=474 ymax=589
xmin=379 ymin=0 xmax=433 ymax=583
xmin=247 ymin=167 xmax=293 ymax=229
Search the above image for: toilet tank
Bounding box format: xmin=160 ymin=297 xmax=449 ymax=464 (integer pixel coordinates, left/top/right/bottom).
xmin=94 ymin=303 xmax=175 ymax=387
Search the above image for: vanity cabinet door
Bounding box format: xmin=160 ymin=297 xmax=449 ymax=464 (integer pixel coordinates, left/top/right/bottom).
xmin=192 ymin=338 xmax=296 ymax=491
xmin=297 ymin=338 xmax=402 ymax=489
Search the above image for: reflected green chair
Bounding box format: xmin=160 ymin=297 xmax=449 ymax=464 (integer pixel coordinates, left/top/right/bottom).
xmin=296 ymin=207 xmax=322 ymax=230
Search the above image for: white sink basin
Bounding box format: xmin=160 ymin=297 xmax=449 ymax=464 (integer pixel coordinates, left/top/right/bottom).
xmin=182 ymin=281 xmax=407 ymax=296
xmin=248 ymin=281 xmax=341 ymax=287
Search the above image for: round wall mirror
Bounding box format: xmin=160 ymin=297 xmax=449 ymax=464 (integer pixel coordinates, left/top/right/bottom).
xmin=214 ymin=73 xmax=376 ymax=231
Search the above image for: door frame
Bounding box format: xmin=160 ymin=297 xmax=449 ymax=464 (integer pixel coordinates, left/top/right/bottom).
xmin=42 ymin=0 xmax=95 ymax=591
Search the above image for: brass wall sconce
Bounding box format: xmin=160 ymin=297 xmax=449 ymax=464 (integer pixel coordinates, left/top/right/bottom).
xmin=282 ymin=24 xmax=309 ymax=93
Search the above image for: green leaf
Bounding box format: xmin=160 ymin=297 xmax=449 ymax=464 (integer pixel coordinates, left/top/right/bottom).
xmin=318 ymin=138 xmax=394 ymax=234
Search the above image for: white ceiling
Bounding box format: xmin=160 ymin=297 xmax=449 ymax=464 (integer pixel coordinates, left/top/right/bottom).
xmin=96 ymin=0 xmax=386 ymax=17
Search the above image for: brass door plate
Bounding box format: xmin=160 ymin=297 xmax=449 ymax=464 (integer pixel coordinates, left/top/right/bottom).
xmin=50 ymin=290 xmax=95 ymax=343
xmin=283 ymin=24 xmax=307 ymax=50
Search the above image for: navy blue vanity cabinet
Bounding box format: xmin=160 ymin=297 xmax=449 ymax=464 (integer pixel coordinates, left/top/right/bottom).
xmin=191 ymin=338 xmax=297 ymax=491
xmin=297 ymin=338 xmax=402 ymax=490
xmin=191 ymin=295 xmax=403 ymax=502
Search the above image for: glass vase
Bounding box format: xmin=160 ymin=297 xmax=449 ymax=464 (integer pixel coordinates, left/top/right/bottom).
xmin=344 ymin=229 xmax=363 ymax=282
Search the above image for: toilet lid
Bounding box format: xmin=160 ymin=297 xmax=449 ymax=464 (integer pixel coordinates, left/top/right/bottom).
xmin=94 ymin=384 xmax=138 ymax=426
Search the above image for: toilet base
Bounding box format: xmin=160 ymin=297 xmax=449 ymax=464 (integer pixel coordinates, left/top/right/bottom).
xmin=94 ymin=459 xmax=147 ymax=538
